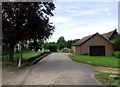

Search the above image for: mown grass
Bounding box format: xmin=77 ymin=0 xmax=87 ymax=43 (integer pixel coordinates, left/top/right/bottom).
xmin=95 ymin=72 xmax=120 ymax=86
xmin=69 ymin=54 xmax=120 ymax=68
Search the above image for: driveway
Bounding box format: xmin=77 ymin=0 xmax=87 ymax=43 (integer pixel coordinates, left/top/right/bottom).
xmin=3 ymin=53 xmax=102 ymax=85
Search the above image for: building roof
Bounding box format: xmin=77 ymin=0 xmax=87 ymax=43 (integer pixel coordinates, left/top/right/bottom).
xmin=73 ymin=33 xmax=97 ymax=46
xmin=102 ymin=29 xmax=117 ymax=40
xmin=72 ymin=29 xmax=116 ymax=46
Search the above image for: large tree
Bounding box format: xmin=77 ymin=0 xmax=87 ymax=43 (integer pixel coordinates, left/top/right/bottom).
xmin=2 ymin=2 xmax=55 ymax=61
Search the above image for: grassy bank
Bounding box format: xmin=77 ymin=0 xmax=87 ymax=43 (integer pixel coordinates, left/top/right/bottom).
xmin=69 ymin=54 xmax=120 ymax=68
xmin=2 ymin=51 xmax=50 ymax=67
xmin=95 ymin=72 xmax=120 ymax=86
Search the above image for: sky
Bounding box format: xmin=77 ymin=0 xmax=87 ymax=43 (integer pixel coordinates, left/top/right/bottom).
xmin=48 ymin=1 xmax=118 ymax=42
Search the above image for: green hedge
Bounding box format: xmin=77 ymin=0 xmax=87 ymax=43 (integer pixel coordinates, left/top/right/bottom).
xmin=113 ymin=51 xmax=120 ymax=59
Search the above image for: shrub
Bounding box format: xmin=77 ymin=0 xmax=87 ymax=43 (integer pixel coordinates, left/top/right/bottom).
xmin=82 ymin=52 xmax=88 ymax=55
xmin=112 ymin=34 xmax=120 ymax=51
xmin=113 ymin=51 xmax=120 ymax=59
xmin=21 ymin=45 xmax=30 ymax=52
xmin=48 ymin=45 xmax=57 ymax=52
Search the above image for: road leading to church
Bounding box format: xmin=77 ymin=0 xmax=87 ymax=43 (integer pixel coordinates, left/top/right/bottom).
xmin=3 ymin=53 xmax=103 ymax=85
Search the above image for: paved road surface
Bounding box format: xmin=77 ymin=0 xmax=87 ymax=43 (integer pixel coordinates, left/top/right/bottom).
xmin=3 ymin=53 xmax=102 ymax=85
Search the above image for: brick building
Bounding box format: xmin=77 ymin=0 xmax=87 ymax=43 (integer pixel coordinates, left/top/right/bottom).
xmin=72 ymin=29 xmax=119 ymax=56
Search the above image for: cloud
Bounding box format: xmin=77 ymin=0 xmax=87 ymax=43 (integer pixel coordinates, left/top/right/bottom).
xmin=48 ymin=21 xmax=117 ymax=42
xmin=48 ymin=2 xmax=117 ymax=42
xmin=65 ymin=9 xmax=79 ymax=13
xmin=49 ymin=16 xmax=71 ymax=23
xmin=104 ymin=8 xmax=109 ymax=12
xmin=67 ymin=21 xmax=117 ymax=38
xmin=56 ymin=0 xmax=119 ymax=2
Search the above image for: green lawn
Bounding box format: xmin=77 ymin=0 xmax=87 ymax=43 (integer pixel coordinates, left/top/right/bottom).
xmin=95 ymin=72 xmax=120 ymax=85
xmin=69 ymin=54 xmax=120 ymax=68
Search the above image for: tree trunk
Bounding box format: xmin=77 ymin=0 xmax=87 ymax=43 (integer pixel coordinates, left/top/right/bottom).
xmin=8 ymin=43 xmax=14 ymax=62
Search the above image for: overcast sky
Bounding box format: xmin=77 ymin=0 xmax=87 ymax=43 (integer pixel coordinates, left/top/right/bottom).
xmin=48 ymin=1 xmax=118 ymax=42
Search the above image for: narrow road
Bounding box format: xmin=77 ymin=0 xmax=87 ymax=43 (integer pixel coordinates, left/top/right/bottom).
xmin=3 ymin=53 xmax=102 ymax=85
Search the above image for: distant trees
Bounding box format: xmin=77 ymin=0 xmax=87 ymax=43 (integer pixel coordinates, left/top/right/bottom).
xmin=56 ymin=36 xmax=79 ymax=51
xmin=42 ymin=36 xmax=79 ymax=52
xmin=2 ymin=2 xmax=55 ymax=61
xmin=65 ymin=39 xmax=79 ymax=49
xmin=42 ymin=42 xmax=57 ymax=52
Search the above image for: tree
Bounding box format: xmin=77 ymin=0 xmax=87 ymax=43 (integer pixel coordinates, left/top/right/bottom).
xmin=2 ymin=2 xmax=55 ymax=61
xmin=57 ymin=36 xmax=66 ymax=50
xmin=65 ymin=39 xmax=79 ymax=48
xmin=112 ymin=34 xmax=120 ymax=51
xmin=57 ymin=36 xmax=66 ymax=43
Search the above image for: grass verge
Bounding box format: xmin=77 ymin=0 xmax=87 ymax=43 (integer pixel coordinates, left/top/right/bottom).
xmin=94 ymin=72 xmax=120 ymax=86
xmin=2 ymin=51 xmax=50 ymax=67
xmin=69 ymin=54 xmax=120 ymax=68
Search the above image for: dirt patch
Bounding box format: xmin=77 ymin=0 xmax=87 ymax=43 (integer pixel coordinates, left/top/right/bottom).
xmin=95 ymin=66 xmax=120 ymax=74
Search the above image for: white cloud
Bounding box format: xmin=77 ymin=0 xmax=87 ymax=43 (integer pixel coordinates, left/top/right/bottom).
xmin=48 ymin=21 xmax=118 ymax=42
xmin=56 ymin=0 xmax=119 ymax=2
xmin=49 ymin=16 xmax=71 ymax=23
xmin=48 ymin=2 xmax=117 ymax=42
xmin=65 ymin=9 xmax=79 ymax=13
xmin=104 ymin=8 xmax=109 ymax=13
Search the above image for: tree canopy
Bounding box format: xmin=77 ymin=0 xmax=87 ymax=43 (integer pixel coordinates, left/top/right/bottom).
xmin=57 ymin=36 xmax=66 ymax=50
xmin=2 ymin=2 xmax=55 ymax=46
xmin=112 ymin=34 xmax=120 ymax=51
xmin=2 ymin=2 xmax=55 ymax=61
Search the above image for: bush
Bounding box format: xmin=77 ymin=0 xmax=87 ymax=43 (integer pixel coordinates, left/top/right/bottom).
xmin=81 ymin=52 xmax=88 ymax=55
xmin=21 ymin=45 xmax=30 ymax=51
xmin=43 ymin=43 xmax=57 ymax=52
xmin=48 ymin=45 xmax=57 ymax=52
xmin=112 ymin=34 xmax=120 ymax=51
xmin=113 ymin=51 xmax=120 ymax=59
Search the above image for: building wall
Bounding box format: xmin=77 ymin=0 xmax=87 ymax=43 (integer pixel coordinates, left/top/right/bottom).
xmin=75 ymin=34 xmax=113 ymax=56
xmin=71 ymin=46 xmax=80 ymax=55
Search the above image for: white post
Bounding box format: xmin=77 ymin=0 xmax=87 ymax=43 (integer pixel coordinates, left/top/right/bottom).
xmin=18 ymin=42 xmax=22 ymax=68
xmin=18 ymin=58 xmax=21 ymax=67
